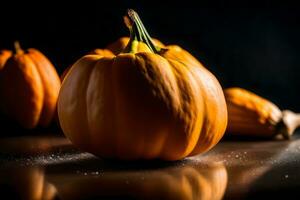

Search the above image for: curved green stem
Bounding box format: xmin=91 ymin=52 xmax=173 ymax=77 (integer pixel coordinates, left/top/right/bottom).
xmin=123 ymin=9 xmax=160 ymax=54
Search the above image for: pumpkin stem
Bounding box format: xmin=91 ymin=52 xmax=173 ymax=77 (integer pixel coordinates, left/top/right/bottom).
xmin=276 ymin=110 xmax=300 ymax=139
xmin=123 ymin=9 xmax=160 ymax=54
xmin=14 ymin=41 xmax=24 ymax=55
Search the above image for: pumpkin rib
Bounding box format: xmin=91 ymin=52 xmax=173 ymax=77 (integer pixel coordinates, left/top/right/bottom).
xmin=113 ymin=53 xmax=160 ymax=159
xmin=0 ymin=55 xmax=44 ymax=128
xmin=133 ymin=52 xmax=205 ymax=160
xmin=161 ymin=47 xmax=227 ymax=155
xmin=16 ymin=54 xmax=44 ymax=128
xmin=27 ymin=49 xmax=61 ymax=126
xmin=134 ymin=53 xmax=171 ymax=159
xmin=110 ymin=55 xmax=128 ymax=159
xmin=135 ymin=53 xmax=181 ymax=160
xmin=86 ymin=56 xmax=118 ymax=158
xmin=85 ymin=58 xmax=100 ymax=154
xmin=162 ymin=49 xmax=227 ymax=157
xmin=58 ymin=55 xmax=99 ymax=150
xmin=189 ymin=67 xmax=227 ymax=155
xmin=160 ymin=58 xmax=204 ymax=160
xmin=83 ymin=56 xmax=105 ymax=153
xmin=112 ymin=53 xmax=136 ymax=159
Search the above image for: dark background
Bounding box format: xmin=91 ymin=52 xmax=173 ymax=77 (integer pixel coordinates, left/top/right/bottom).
xmin=1 ymin=0 xmax=300 ymax=111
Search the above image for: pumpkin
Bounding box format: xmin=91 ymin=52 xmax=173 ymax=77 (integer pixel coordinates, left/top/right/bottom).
xmin=58 ymin=9 xmax=227 ymax=160
xmin=0 ymin=42 xmax=61 ymax=129
xmin=0 ymin=50 xmax=12 ymax=70
xmin=225 ymin=87 xmax=300 ymax=139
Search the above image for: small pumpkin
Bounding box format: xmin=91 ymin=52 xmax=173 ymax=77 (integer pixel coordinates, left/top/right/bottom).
xmin=0 ymin=42 xmax=61 ymax=129
xmin=225 ymin=87 xmax=300 ymax=139
xmin=0 ymin=50 xmax=12 ymax=70
xmin=58 ymin=9 xmax=227 ymax=160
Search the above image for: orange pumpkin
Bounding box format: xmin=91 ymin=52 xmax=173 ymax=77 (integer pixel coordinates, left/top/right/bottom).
xmin=0 ymin=42 xmax=61 ymax=129
xmin=0 ymin=50 xmax=12 ymax=70
xmin=58 ymin=9 xmax=227 ymax=160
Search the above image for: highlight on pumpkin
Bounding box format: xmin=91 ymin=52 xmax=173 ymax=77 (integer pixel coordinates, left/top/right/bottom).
xmin=225 ymin=87 xmax=300 ymax=139
xmin=0 ymin=41 xmax=61 ymax=129
xmin=57 ymin=9 xmax=227 ymax=161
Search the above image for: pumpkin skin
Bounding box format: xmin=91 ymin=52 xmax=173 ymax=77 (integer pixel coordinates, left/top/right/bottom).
xmin=0 ymin=50 xmax=12 ymax=70
xmin=224 ymin=87 xmax=282 ymax=137
xmin=0 ymin=42 xmax=61 ymax=129
xmin=58 ymin=10 xmax=227 ymax=160
xmin=60 ymin=50 xmax=114 ymax=82
xmin=60 ymin=38 xmax=162 ymax=81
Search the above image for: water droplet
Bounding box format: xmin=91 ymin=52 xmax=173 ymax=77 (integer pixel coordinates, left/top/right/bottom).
xmin=84 ymin=172 xmax=87 ymax=176
xmin=285 ymin=174 xmax=289 ymax=179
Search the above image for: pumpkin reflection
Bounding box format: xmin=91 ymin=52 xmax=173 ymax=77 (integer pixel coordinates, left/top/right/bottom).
xmin=50 ymin=162 xmax=227 ymax=200
xmin=0 ymin=167 xmax=56 ymax=200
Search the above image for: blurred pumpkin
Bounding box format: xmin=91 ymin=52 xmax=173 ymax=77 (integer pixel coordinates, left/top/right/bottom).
xmin=0 ymin=42 xmax=61 ymax=129
xmin=58 ymin=9 xmax=227 ymax=160
xmin=225 ymin=87 xmax=300 ymax=139
xmin=0 ymin=50 xmax=12 ymax=70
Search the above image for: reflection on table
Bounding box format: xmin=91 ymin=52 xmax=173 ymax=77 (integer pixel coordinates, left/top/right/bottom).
xmin=1 ymin=134 xmax=300 ymax=199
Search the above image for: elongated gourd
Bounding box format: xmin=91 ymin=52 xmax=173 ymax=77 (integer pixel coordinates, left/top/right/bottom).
xmin=225 ymin=87 xmax=300 ymax=139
